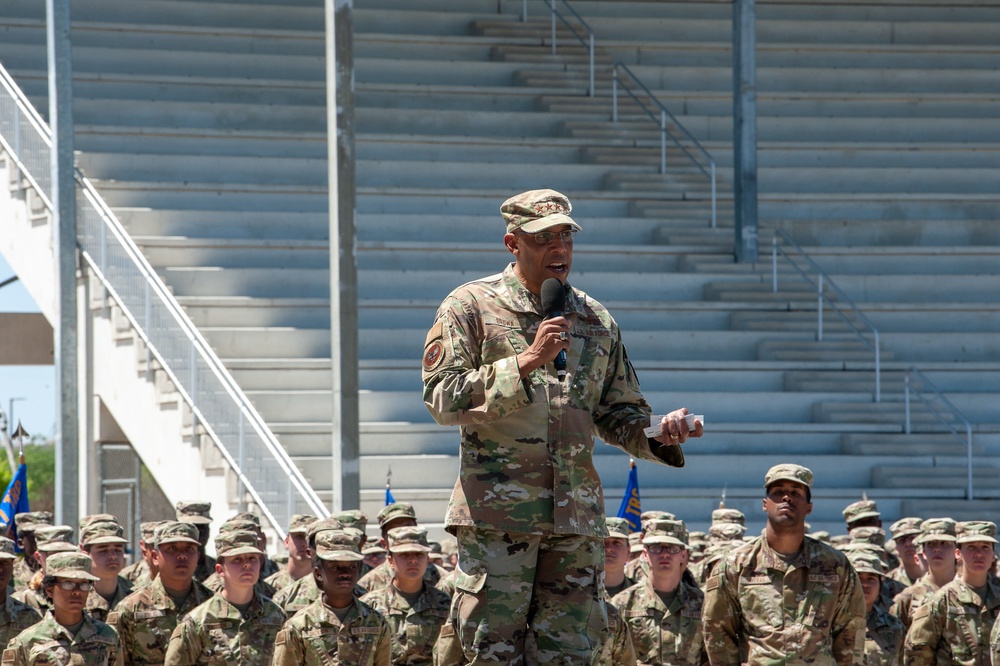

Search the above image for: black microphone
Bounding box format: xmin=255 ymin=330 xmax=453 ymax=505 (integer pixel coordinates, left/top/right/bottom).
xmin=540 ymin=278 xmax=568 ymax=381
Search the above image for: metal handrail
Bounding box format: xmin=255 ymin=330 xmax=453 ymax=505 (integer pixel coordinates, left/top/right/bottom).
xmin=904 ymin=368 xmax=975 ymax=500
xmin=771 ymin=229 xmax=881 ymax=402
xmin=0 ymin=61 xmax=329 ymax=536
xmin=522 ymin=0 xmax=595 ymax=97
xmin=612 ymin=62 xmax=717 ymax=229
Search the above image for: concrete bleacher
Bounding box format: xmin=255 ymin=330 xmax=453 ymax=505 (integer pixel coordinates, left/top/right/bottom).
xmin=1 ymin=0 xmax=998 ymax=537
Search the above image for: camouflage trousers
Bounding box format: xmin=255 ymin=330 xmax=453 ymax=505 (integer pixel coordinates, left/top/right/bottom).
xmin=448 ymin=527 xmax=607 ymax=665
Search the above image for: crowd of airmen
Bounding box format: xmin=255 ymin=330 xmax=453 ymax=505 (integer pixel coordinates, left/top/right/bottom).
xmin=1 ymin=487 xmax=999 ymax=665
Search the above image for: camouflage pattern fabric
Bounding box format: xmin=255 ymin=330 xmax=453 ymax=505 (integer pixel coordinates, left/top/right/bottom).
xmin=610 ymin=578 xmax=707 ymax=666
xmin=360 ymin=583 xmax=450 ymax=665
xmin=702 ymin=534 xmax=866 ymax=666
xmin=431 ymin=623 xmax=462 ymax=666
xmin=624 ymin=556 xmax=649 ymax=584
xmin=107 ymin=576 xmax=213 ymax=665
xmin=162 ymin=591 xmax=285 ymax=666
xmin=886 ymin=566 xmax=914 ymax=588
xmin=264 ymin=569 xmax=294 ymax=592
xmin=2 ymin=611 xmax=122 ymax=666
xmin=86 ymin=577 xmax=133 ymax=623
xmin=11 ymin=584 xmax=49 ymax=616
xmin=11 ymin=560 xmax=38 ymax=594
xmin=358 ymin=561 xmax=450 ymax=596
xmin=0 ymin=596 xmax=41 ymax=650
xmin=260 ymin=558 xmax=280 ymax=582
xmin=119 ymin=560 xmax=150 ymax=586
xmin=422 ymin=264 xmax=684 ymax=539
xmin=445 ymin=526 xmax=605 ymax=665
xmin=192 ymin=556 xmax=216 ymax=584
xmin=273 ymin=575 xmax=367 ymax=616
xmin=862 ymin=605 xmax=903 ymax=666
xmin=594 ymin=601 xmax=635 ymax=666
xmin=271 ymin=596 xmax=391 ymax=666
xmin=603 ymin=573 xmax=637 ymax=600
xmin=904 ymin=576 xmax=1000 ymax=666
xmin=890 ymin=574 xmax=944 ymax=630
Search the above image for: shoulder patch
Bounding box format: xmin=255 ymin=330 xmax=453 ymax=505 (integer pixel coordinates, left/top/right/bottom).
xmin=106 ymin=612 xmax=120 ymax=625
xmin=912 ymin=603 xmax=932 ymax=621
xmin=705 ymin=575 xmax=720 ymax=591
xmin=2 ymin=648 xmax=15 ymax=664
xmin=422 ymin=340 xmax=444 ymax=372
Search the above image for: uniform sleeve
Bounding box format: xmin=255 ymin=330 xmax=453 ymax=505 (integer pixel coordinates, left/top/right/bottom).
xmin=374 ymin=620 xmax=393 ymax=666
xmin=591 ymin=327 xmax=685 ymax=469
xmin=1 ymin=639 xmax=26 ymax=666
xmin=433 ymin=622 xmax=464 ymax=666
xmin=106 ymin=609 xmax=134 ymax=666
xmin=271 ymin=626 xmax=305 ymax=666
xmin=830 ymin=565 xmax=866 ymax=666
xmin=163 ymin=617 xmax=202 ymax=666
xmin=111 ymin=631 xmax=125 ymax=666
xmin=903 ymin=595 xmax=943 ymax=666
xmin=422 ymin=298 xmax=532 ymax=427
xmin=701 ymin=564 xmax=743 ymax=666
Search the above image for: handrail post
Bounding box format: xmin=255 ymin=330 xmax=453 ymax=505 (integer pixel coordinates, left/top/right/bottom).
xmin=144 ymin=281 xmax=152 ymax=375
xmin=612 ymin=65 xmax=618 ymax=122
xmin=873 ymin=330 xmax=880 ymax=403
xmin=588 ymin=33 xmax=594 ymax=97
xmin=550 ymin=0 xmax=557 ymax=55
xmin=904 ymin=374 xmax=911 ymax=434
xmin=12 ymin=107 xmax=20 ymax=184
xmin=710 ymin=160 xmax=717 ymax=229
xmin=967 ymin=421 xmax=974 ymax=500
xmin=521 ymin=0 xmax=527 ymax=22
xmin=238 ymin=416 xmax=246 ymax=511
xmin=771 ymin=235 xmax=778 ymax=292
xmin=816 ymin=273 xmax=823 ymax=342
xmin=660 ymin=110 xmax=667 ymax=175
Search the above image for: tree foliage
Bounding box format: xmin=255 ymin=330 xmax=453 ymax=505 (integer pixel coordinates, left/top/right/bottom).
xmin=0 ymin=443 xmax=56 ymax=513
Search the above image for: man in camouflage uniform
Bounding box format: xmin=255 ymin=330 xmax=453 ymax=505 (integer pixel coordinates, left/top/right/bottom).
xmin=905 ymin=520 xmax=1000 ymax=666
xmin=163 ymin=530 xmax=285 ymax=666
xmin=13 ymin=526 xmax=78 ymax=614
xmin=272 ymin=530 xmax=391 ymax=665
xmin=624 ymin=511 xmax=677 ymax=584
xmin=108 ymin=522 xmax=213 ymax=665
xmin=848 ymin=550 xmax=903 ymax=666
xmin=2 ymin=551 xmax=122 ymax=666
xmin=11 ymin=512 xmax=52 ymax=592
xmin=80 ymin=521 xmax=133 ymax=622
xmin=174 ymin=502 xmax=215 ymax=583
xmin=422 ymin=188 xmax=703 ymax=665
xmin=200 ymin=520 xmax=276 ymax=599
xmin=603 ymin=517 xmax=636 ymax=599
xmin=361 ymin=526 xmax=450 ymax=665
xmin=843 ymin=527 xmax=906 ymax=609
xmin=843 ymin=498 xmax=882 ymax=532
xmin=358 ymin=504 xmax=448 ymax=595
xmin=890 ymin=518 xmax=957 ymax=629
xmin=611 ymin=519 xmax=705 ymax=666
xmin=265 ymin=514 xmax=317 ymax=592
xmin=0 ymin=537 xmax=41 ymax=646
xmin=887 ymin=517 xmax=925 ymax=587
xmin=702 ymin=463 xmax=866 ymax=665
xmin=119 ymin=521 xmax=168 ymax=588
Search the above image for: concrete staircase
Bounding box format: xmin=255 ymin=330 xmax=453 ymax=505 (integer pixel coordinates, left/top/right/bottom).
xmin=1 ymin=0 xmax=998 ymax=536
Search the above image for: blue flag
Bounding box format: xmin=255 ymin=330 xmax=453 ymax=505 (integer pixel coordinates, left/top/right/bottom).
xmin=0 ymin=461 xmax=29 ymax=551
xmin=616 ymin=461 xmax=641 ymax=533
xmin=385 ymin=486 xmax=395 ymax=505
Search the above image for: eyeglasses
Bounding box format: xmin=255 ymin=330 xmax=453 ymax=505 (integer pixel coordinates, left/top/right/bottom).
xmin=516 ymin=230 xmax=576 ymax=246
xmin=55 ymin=580 xmax=94 ymax=592
xmin=646 ymin=544 xmax=684 ymax=555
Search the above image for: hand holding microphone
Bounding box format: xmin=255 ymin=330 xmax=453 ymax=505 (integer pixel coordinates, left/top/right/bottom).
xmin=541 ymin=278 xmax=570 ymax=381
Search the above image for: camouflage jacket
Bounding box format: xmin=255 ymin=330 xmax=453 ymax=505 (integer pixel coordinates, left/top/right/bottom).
xmin=604 ymin=573 xmax=638 ymax=600
xmin=863 ymin=605 xmax=902 ymax=666
xmin=595 ymin=601 xmax=636 ymax=666
xmin=360 ymin=584 xmax=450 ymax=665
xmin=1 ymin=611 xmax=123 ymax=666
xmin=271 ymin=596 xmax=392 ymax=666
xmin=610 ymin=578 xmax=707 ymax=666
xmin=119 ymin=560 xmax=150 ymax=586
xmin=264 ymin=569 xmax=294 ymax=592
xmin=702 ymin=534 xmax=866 ymax=666
xmin=11 ymin=559 xmax=38 ymax=594
xmin=107 ymin=576 xmax=214 ymax=665
xmin=86 ymin=578 xmax=134 ymax=623
xmin=0 ymin=595 xmax=42 ymax=649
xmin=890 ymin=574 xmax=944 ymax=630
xmin=422 ymin=265 xmax=683 ymax=538
xmin=163 ymin=591 xmax=285 ymax=666
xmin=904 ymin=576 xmax=1000 ymax=666
xmin=358 ymin=561 xmax=450 ymax=596
xmin=887 ymin=566 xmax=915 ymax=588
xmin=11 ymin=587 xmax=49 ymax=616
xmin=192 ymin=556 xmax=216 ymax=584
xmin=272 ymin=574 xmax=366 ymax=616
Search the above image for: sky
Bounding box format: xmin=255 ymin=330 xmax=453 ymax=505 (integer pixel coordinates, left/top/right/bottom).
xmin=0 ymin=252 xmax=56 ymax=440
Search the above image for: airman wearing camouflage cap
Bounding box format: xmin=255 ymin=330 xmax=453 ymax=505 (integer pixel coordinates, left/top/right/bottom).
xmin=11 ymin=526 xmax=78 ymax=614
xmin=843 ymin=498 xmax=882 ymax=531
xmin=269 ymin=518 xmax=348 ymax=614
xmin=704 ymin=463 xmax=866 ymax=665
xmin=603 ymin=517 xmax=636 ymax=599
xmin=265 ymin=514 xmax=318 ymax=593
xmin=11 ymin=511 xmax=53 ymax=591
xmin=109 ymin=521 xmax=212 ymax=666
xmin=624 ymin=510 xmax=680 ymax=583
xmin=201 ymin=530 xmax=277 ymax=599
xmin=229 ymin=510 xmax=260 ymax=527
xmin=611 ymin=518 xmax=705 ymax=665
xmin=848 ymin=550 xmax=903 ymax=666
xmin=890 ymin=518 xmax=958 ymax=630
xmin=711 ymin=507 xmax=745 ymax=526
xmin=120 ymin=519 xmax=169 ymax=587
xmin=499 ymin=188 xmax=582 ymax=234
xmin=79 ymin=520 xmax=133 ymax=623
xmin=0 ymin=536 xmax=41 ymax=647
xmin=887 ymin=516 xmax=924 ymax=587
xmin=850 ymin=526 xmax=886 ymax=547
xmin=376 ymin=502 xmax=417 ymax=536
xmin=34 ymin=525 xmax=76 ymax=554
xmin=709 ymin=522 xmax=747 ymax=543
xmin=358 ymin=507 xmax=448 ymax=596
xmin=907 ymin=520 xmax=1000 ymax=665
xmin=79 ymin=514 xmax=119 ymax=531
xmin=165 ymin=526 xmax=286 ymax=666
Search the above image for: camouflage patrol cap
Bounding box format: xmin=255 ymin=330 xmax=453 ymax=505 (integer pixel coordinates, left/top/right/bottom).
xmin=441 ymin=538 xmax=458 ymax=558
xmin=711 ymin=508 xmax=745 ymax=526
xmin=333 ymin=510 xmax=368 ymax=533
xmin=916 ymin=518 xmax=957 ymax=545
xmin=14 ymin=511 xmax=53 ymax=534
xmin=642 ymin=519 xmax=688 ymax=547
xmin=361 ymin=542 xmax=387 ymax=555
xmin=764 ymin=463 xmax=813 ymax=489
xmin=230 ymin=511 xmax=261 ymax=528
xmin=829 ymin=534 xmax=851 ymax=549
xmin=809 ymin=531 xmax=831 ymax=544
xmin=80 ymin=521 xmax=127 ymax=547
xmin=628 ymin=532 xmax=643 ymax=554
xmin=219 ymin=519 xmax=260 ymax=535
xmin=287 ymin=514 xmax=318 ymax=535
xmin=843 ymin=499 xmax=880 ymax=524
xmin=0 ymin=537 xmax=16 ymax=560
xmin=890 ymin=517 xmax=923 ymax=540
xmin=849 ymin=527 xmax=886 ymax=547
xmin=848 ymin=550 xmax=888 ymax=577
xmin=35 ymin=525 xmax=77 ymax=553
xmin=45 ymin=552 xmax=100 ymax=581
xmin=639 ymin=511 xmax=676 ymax=532
xmin=315 ymin=530 xmax=364 ymax=562
xmin=956 ymin=520 xmax=999 ymax=545
xmin=605 ymin=517 xmax=631 ymax=540
xmin=140 ymin=520 xmax=170 ymax=543
xmin=386 ymin=526 xmax=432 ymax=554
xmin=79 ymin=514 xmax=119 ymax=531
xmin=154 ymin=521 xmax=201 ymax=546
xmin=428 ymin=542 xmax=443 ymax=561
xmin=709 ymin=523 xmax=746 ymax=542
xmin=306 ymin=517 xmax=346 ymax=543
xmin=176 ymin=501 xmax=212 ymax=525
xmin=500 ymin=189 xmax=582 ymax=234
xmin=214 ymin=530 xmax=264 ymax=558
xmin=377 ymin=502 xmax=416 ymax=529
